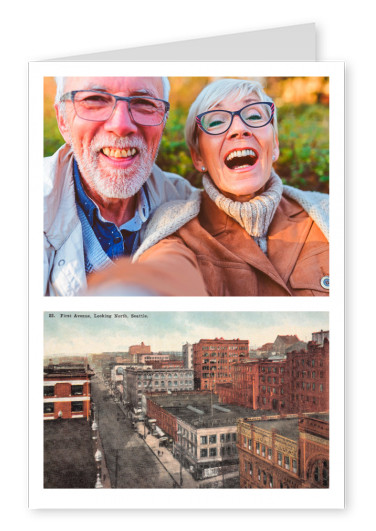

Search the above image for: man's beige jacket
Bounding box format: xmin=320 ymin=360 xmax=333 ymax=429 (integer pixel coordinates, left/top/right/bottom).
xmin=43 ymin=144 xmax=198 ymax=296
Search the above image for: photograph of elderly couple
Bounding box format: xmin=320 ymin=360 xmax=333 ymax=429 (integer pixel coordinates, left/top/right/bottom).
xmin=44 ymin=75 xmax=329 ymax=297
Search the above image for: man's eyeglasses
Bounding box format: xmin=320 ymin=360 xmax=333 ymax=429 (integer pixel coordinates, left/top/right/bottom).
xmin=60 ymin=90 xmax=170 ymax=126
xmin=196 ymin=102 xmax=275 ymax=135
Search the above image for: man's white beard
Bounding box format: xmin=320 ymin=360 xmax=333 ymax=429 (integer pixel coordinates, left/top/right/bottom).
xmin=69 ymin=133 xmax=158 ymax=199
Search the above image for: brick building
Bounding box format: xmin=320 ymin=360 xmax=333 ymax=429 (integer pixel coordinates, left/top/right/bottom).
xmin=193 ymin=338 xmax=249 ymax=391
xmin=129 ymin=342 xmax=151 ymax=362
xmin=216 ymin=340 xmax=329 ymax=415
xmin=149 ymin=359 xmax=184 ymax=369
xmin=285 ymin=339 xmax=329 ymax=413
xmin=237 ymin=413 xmax=329 ymax=488
xmin=43 ymin=363 xmax=92 ymax=420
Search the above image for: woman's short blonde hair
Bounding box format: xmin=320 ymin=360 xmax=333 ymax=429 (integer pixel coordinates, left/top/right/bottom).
xmin=185 ymin=78 xmax=278 ymax=154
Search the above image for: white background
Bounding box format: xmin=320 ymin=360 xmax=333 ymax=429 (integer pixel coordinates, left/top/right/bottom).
xmin=2 ymin=0 xmax=372 ymax=527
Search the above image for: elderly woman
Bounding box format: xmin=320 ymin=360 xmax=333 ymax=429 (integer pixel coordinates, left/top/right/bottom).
xmin=88 ymin=79 xmax=329 ymax=296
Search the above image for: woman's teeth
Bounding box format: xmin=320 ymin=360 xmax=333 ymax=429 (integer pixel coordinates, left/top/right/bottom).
xmin=226 ymin=148 xmax=257 ymax=161
xmin=225 ymin=148 xmax=258 ymax=169
xmin=102 ymin=147 xmax=137 ymax=158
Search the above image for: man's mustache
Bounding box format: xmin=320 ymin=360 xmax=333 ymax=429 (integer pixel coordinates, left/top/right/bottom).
xmin=89 ymin=135 xmax=147 ymax=153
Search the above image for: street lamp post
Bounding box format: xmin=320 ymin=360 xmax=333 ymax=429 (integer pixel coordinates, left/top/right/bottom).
xmin=94 ymin=448 xmax=103 ymax=488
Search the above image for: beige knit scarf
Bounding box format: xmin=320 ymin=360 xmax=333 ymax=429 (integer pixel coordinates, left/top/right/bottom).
xmin=202 ymin=170 xmax=283 ymax=253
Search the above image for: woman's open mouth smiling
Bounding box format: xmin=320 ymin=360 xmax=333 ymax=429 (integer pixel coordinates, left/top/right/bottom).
xmin=224 ymin=148 xmax=259 ymax=170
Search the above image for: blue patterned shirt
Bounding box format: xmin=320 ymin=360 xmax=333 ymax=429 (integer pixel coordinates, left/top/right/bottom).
xmin=73 ymin=160 xmax=150 ymax=260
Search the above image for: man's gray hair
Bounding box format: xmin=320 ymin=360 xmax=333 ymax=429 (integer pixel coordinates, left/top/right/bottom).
xmin=54 ymin=76 xmax=170 ymax=104
xmin=185 ymin=78 xmax=278 ymax=155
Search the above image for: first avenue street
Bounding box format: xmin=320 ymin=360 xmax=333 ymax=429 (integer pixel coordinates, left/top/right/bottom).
xmin=91 ymin=377 xmax=176 ymax=488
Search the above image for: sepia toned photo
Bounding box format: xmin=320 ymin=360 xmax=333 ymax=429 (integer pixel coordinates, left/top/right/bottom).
xmin=43 ymin=311 xmax=329 ymax=490
xmin=43 ymin=76 xmax=329 ymax=297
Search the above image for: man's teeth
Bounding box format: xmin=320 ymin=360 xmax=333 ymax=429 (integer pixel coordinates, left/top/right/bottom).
xmin=102 ymin=147 xmax=137 ymax=158
xmin=226 ymin=149 xmax=256 ymax=161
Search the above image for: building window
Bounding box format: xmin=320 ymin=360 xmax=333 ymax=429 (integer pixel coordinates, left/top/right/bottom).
xmin=200 ymin=449 xmax=208 ymax=458
xmin=256 ymin=442 xmax=260 ymax=455
xmin=248 ymin=438 xmax=252 ymax=450
xmin=243 ymin=436 xmax=247 ymax=448
xmin=262 ymin=445 xmax=266 ymax=457
xmin=209 ymin=448 xmax=217 ymax=457
xmin=320 ymin=384 xmax=324 ymax=392
xmin=44 ymin=385 xmax=54 ymax=397
xmin=44 ymin=402 xmax=54 ymax=413
xmin=284 ymin=456 xmax=290 ymax=470
xmin=263 ymin=471 xmax=267 ymax=485
xmin=268 ymin=448 xmax=272 ymax=460
xmin=269 ymin=475 xmax=273 ymax=488
xmin=201 ymin=435 xmax=208 ymax=445
xmin=209 ymin=434 xmax=217 ymax=444
xmin=71 ymin=385 xmax=83 ymax=396
xmin=71 ymin=401 xmax=83 ymax=412
xmin=278 ymin=452 xmax=282 ymax=466
xmin=249 ymin=463 xmax=253 ymax=476
xmin=258 ymin=468 xmax=261 ymax=481
xmin=293 ymin=459 xmax=297 ymax=473
xmin=232 ymin=433 xmax=237 ymax=442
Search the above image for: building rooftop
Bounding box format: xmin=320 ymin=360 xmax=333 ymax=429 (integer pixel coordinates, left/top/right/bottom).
xmin=246 ymin=412 xmax=329 ymax=442
xmin=44 ymin=418 xmax=97 ymax=488
xmin=147 ymin=392 xmax=275 ymax=430
xmin=44 ymin=364 xmax=93 ymax=379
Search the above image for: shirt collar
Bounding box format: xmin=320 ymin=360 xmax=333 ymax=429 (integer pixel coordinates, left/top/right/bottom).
xmin=73 ymin=159 xmax=150 ymax=230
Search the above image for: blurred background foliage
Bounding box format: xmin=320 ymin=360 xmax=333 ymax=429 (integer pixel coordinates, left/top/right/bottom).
xmin=44 ymin=76 xmax=329 ymax=193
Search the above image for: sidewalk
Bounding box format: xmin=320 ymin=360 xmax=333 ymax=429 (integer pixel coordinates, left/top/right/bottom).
xmin=136 ymin=425 xmax=198 ymax=488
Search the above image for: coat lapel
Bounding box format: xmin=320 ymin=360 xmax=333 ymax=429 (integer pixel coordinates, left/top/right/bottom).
xmin=267 ymin=196 xmax=313 ymax=284
xmin=199 ymin=193 xmax=293 ymax=294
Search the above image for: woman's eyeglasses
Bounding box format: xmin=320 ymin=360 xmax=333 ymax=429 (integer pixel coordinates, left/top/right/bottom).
xmin=196 ymin=102 xmax=274 ymax=135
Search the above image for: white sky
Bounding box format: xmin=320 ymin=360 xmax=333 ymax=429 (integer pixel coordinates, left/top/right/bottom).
xmin=44 ymin=311 xmax=328 ymax=356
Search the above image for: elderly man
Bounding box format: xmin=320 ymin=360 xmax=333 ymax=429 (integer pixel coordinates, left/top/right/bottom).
xmin=44 ymin=76 xmax=197 ymax=296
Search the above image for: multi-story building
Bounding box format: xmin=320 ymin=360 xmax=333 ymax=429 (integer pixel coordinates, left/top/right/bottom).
xmin=285 ymin=339 xmax=329 ymax=413
xmin=129 ymin=342 xmax=151 ymax=362
xmin=135 ymin=353 xmax=170 ymax=364
xmin=149 ymin=359 xmax=184 ymax=369
xmin=182 ymin=342 xmax=194 ymax=369
xmin=312 ymin=330 xmax=330 ymax=346
xmin=216 ymin=340 xmax=329 ymax=415
xmin=193 ymin=338 xmax=249 ymax=391
xmin=238 ymin=413 xmax=329 ymax=488
xmin=124 ymin=367 xmax=194 ymax=409
xmin=272 ymin=335 xmax=300 ymax=354
xmin=43 ymin=363 xmax=92 ymax=420
xmin=145 ymin=391 xmax=274 ymax=482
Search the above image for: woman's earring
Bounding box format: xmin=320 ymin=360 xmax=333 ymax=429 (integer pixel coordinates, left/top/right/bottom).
xmin=201 ymin=166 xmax=206 ymax=172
